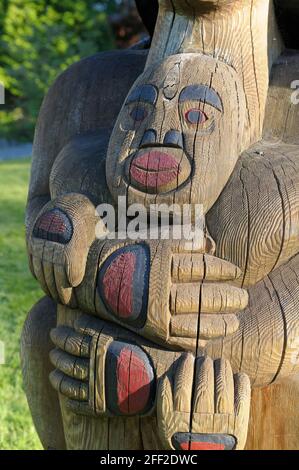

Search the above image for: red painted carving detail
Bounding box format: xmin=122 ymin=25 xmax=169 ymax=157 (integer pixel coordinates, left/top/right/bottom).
xmin=134 ymin=152 xmax=179 ymax=171
xmin=130 ymin=151 xmax=181 ymax=190
xmin=179 ymin=441 xmax=225 ymax=451
xmin=130 ymin=167 xmax=180 ymax=189
xmin=102 ymin=252 xmax=136 ymax=318
xmin=116 ymin=347 xmax=151 ymax=415
xmin=36 ymin=212 xmax=66 ymax=234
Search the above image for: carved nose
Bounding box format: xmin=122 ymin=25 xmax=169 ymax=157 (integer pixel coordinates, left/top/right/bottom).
xmin=163 ymin=130 xmax=183 ymax=149
xmin=140 ymin=129 xmax=157 ymax=147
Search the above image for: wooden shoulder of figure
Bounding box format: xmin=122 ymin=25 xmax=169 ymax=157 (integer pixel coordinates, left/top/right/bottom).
xmin=29 ymin=48 xmax=148 ymax=205
xmin=49 ymin=131 xmax=115 ymax=207
xmin=207 ymin=138 xmax=299 ymax=287
xmin=27 ymin=48 xmax=147 ymax=233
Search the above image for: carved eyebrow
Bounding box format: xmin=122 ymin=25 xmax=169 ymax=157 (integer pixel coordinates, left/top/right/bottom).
xmin=179 ymin=85 xmax=223 ymax=112
xmin=126 ymin=85 xmax=158 ymax=105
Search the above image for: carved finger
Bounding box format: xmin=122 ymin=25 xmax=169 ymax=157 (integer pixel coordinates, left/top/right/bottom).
xmin=28 ymin=253 xmax=36 ymax=279
xmin=173 ymin=353 xmax=194 ymax=413
xmin=199 ymin=314 xmax=239 ymax=339
xmin=38 ymin=237 xmax=66 ymax=301
xmin=58 ymin=196 xmax=96 ymax=287
xmin=202 ymin=284 xmax=248 ymax=314
xmin=49 ymin=348 xmax=89 ymax=381
xmin=171 ymin=283 xmax=248 ymax=315
xmin=234 ymin=373 xmax=251 ymax=418
xmin=75 ymin=239 xmax=105 ymax=312
xmin=171 ymin=253 xmax=205 ymax=283
xmin=31 ymin=255 xmax=51 ymax=296
xmin=50 ymin=326 xmax=91 ymax=358
xmin=157 ymin=375 xmax=175 ymax=449
xmin=171 ymin=314 xmax=239 ymax=339
xmin=171 ymin=314 xmax=199 ymax=338
xmin=214 ymin=359 xmax=234 ymax=414
xmin=233 ymin=373 xmax=251 ymax=450
xmin=172 ymin=254 xmax=242 ymax=283
xmin=43 ymin=259 xmax=61 ymax=302
xmin=49 ymin=370 xmax=88 ymax=401
xmin=51 ymin=247 xmax=75 ymax=304
xmin=170 ymin=239 xmax=206 ymax=254
xmin=193 ymin=356 xmax=214 ymax=413
xmin=171 ymin=235 xmax=214 ymax=255
xmin=170 ymin=283 xmax=201 ymax=315
xmin=74 ymin=314 xmax=106 ymax=338
xmin=53 ymin=264 xmax=74 ymax=305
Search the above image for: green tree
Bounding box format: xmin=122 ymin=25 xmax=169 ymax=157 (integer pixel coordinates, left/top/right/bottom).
xmin=0 ymin=0 xmax=9 ymax=93
xmin=0 ymin=0 xmax=115 ymax=141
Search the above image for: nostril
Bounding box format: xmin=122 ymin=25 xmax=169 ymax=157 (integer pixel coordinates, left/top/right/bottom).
xmin=140 ymin=129 xmax=157 ymax=147
xmin=164 ymin=130 xmax=183 ymax=148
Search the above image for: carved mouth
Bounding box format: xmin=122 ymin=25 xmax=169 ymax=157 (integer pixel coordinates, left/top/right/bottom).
xmin=128 ymin=149 xmax=191 ymax=194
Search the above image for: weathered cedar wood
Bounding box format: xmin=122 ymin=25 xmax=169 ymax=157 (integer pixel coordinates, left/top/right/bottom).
xmin=21 ymin=0 xmax=299 ymax=450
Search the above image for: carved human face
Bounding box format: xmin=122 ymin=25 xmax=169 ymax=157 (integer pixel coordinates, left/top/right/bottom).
xmin=106 ymin=54 xmax=246 ymax=214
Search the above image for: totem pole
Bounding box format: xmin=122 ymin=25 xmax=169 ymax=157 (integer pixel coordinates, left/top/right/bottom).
xmin=22 ymin=0 xmax=299 ymax=450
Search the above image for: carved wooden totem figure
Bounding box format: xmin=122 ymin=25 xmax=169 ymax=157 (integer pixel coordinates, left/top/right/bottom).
xmin=22 ymin=0 xmax=299 ymax=450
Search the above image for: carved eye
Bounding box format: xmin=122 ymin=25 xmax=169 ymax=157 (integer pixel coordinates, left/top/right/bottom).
xmin=185 ymin=109 xmax=208 ymax=125
xmin=130 ymin=105 xmax=148 ymax=123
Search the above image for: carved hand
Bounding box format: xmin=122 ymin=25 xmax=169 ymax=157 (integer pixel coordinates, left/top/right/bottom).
xmin=76 ymin=239 xmax=248 ymax=350
xmin=49 ymin=314 xmax=251 ymax=450
xmin=49 ymin=314 xmax=175 ymax=417
xmin=28 ymin=193 xmax=97 ymax=305
xmin=157 ymin=353 xmax=251 ymax=450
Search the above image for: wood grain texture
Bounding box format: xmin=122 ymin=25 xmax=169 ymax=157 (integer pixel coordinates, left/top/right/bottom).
xmin=207 ymin=141 xmax=299 ymax=287
xmin=25 ymin=49 xmax=147 ymax=243
xmin=147 ymin=0 xmax=283 ymax=144
xmin=107 ymin=53 xmax=248 ymax=215
xmin=157 ymin=354 xmax=251 ymax=450
xmin=23 ymin=48 xmax=148 ymax=450
xmin=263 ymin=50 xmax=299 ymax=144
xmin=23 ymin=0 xmax=299 ymax=452
xmin=74 ymin=239 xmax=244 ymax=352
xmin=205 ymin=253 xmax=299 ymax=388
xmin=246 ymin=375 xmax=299 ymax=450
xmin=55 ymin=306 xmax=181 ymax=449
xmin=20 ymin=297 xmax=66 ymax=450
xmin=51 ymin=310 xmax=251 ymax=449
xmin=28 ymin=192 xmax=97 ymax=305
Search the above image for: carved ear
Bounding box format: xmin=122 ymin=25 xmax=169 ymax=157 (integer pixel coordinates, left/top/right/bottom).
xmin=135 ymin=0 xmax=158 ymax=36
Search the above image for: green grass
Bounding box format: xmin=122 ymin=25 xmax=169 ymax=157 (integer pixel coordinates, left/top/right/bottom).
xmin=0 ymin=159 xmax=43 ymax=450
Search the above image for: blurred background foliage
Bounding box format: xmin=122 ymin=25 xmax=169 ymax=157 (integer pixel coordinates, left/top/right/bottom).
xmin=0 ymin=1 xmax=298 ymax=143
xmin=0 ymin=0 xmax=145 ymax=142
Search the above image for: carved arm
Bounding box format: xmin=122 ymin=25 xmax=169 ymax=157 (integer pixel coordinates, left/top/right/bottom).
xmin=71 ymin=238 xmax=248 ymax=350
xmin=206 ymin=253 xmax=299 ymax=387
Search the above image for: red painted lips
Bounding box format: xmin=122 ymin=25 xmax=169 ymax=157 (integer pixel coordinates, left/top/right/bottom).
xmin=129 ymin=148 xmax=191 ymax=194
